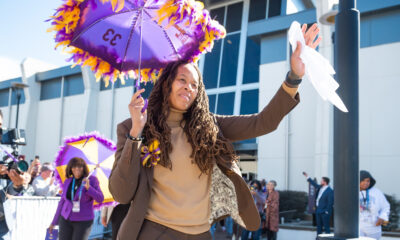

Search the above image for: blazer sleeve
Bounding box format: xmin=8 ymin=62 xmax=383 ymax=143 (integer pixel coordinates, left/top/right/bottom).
xmin=109 ymin=121 xmax=142 ymax=204
xmin=215 ymin=86 xmax=299 ymax=142
xmin=86 ymin=176 xmax=104 ymax=203
xmin=307 ymin=178 xmax=321 ymax=190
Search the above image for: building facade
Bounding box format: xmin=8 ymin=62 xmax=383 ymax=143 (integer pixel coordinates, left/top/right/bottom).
xmin=1 ymin=0 xmax=399 ymax=197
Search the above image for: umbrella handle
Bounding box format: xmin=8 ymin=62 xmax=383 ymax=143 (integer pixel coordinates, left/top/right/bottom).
xmin=87 ymin=164 xmax=100 ymax=179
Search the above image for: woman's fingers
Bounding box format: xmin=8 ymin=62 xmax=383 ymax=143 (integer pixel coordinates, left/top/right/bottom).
xmin=304 ymin=23 xmax=319 ymax=46
xmin=302 ymin=24 xmax=307 ymax=35
xmin=311 ymin=36 xmax=322 ymax=49
xmin=130 ymin=88 xmax=145 ymax=104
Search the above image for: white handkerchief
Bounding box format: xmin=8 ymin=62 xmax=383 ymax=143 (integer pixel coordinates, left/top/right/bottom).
xmin=288 ymin=21 xmax=348 ymax=112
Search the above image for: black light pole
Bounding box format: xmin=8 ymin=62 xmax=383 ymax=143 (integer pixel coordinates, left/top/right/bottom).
xmin=11 ymin=82 xmax=29 ymax=131
xmin=333 ymin=0 xmax=360 ymax=238
xmin=15 ymin=89 xmax=21 ymax=130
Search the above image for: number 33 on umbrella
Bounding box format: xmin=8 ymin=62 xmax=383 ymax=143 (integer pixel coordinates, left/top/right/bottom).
xmin=103 ymin=28 xmax=121 ymax=46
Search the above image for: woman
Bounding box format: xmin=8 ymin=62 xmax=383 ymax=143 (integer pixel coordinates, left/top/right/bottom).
xmin=359 ymin=170 xmax=390 ymax=239
xmin=49 ymin=157 xmax=104 ymax=240
xmin=241 ymin=180 xmax=266 ymax=240
xmin=109 ymin=24 xmax=321 ymax=240
xmin=265 ymin=180 xmax=279 ymax=240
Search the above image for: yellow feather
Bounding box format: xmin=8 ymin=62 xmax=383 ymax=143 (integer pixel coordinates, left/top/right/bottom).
xmin=115 ymin=0 xmax=125 ymax=12
xmin=111 ymin=0 xmax=117 ymax=11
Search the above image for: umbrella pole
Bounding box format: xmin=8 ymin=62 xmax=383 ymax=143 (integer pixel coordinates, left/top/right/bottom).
xmin=137 ymin=8 xmax=148 ymax=113
xmin=136 ymin=8 xmax=144 ymax=92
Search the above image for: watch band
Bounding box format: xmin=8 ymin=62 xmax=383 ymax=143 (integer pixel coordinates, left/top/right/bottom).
xmin=126 ymin=133 xmax=143 ymax=142
xmin=285 ymin=71 xmax=302 ymax=86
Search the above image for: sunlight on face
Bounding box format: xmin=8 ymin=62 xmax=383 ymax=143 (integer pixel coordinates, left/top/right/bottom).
xmin=168 ymin=64 xmax=199 ymax=111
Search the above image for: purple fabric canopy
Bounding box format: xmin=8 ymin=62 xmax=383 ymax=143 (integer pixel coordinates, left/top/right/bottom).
xmin=71 ymin=0 xmax=204 ymax=71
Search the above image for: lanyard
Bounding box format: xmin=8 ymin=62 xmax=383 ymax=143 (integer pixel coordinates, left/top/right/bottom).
xmin=360 ymin=189 xmax=369 ymax=209
xmin=71 ymin=178 xmax=83 ymax=201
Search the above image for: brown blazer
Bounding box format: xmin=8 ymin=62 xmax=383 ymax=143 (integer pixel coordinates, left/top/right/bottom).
xmin=265 ymin=190 xmax=280 ymax=232
xmin=109 ymin=86 xmax=299 ymax=239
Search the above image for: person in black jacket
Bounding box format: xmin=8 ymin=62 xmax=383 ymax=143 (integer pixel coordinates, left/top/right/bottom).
xmin=303 ymin=172 xmax=334 ymax=235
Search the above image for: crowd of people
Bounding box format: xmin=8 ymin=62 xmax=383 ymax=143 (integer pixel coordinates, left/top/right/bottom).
xmin=207 ymin=178 xmax=280 ymax=240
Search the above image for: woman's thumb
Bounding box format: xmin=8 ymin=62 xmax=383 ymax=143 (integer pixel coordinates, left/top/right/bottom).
xmin=294 ymin=41 xmax=302 ymax=56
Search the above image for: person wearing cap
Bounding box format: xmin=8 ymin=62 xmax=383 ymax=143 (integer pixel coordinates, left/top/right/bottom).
xmin=32 ymin=162 xmax=59 ymax=197
xmin=359 ymin=170 xmax=390 ymax=239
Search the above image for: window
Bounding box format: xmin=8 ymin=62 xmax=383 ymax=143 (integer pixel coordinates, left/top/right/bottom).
xmin=240 ymin=89 xmax=259 ymax=143
xmin=249 ymin=0 xmax=267 ymax=22
xmin=63 ymin=74 xmax=84 ymax=97
xmin=216 ymin=92 xmax=235 ymax=115
xmin=268 ymin=0 xmax=282 ymax=18
xmin=0 ymin=89 xmax=9 ymax=107
xmin=202 ymin=3 xmax=243 ymax=89
xmin=138 ymin=82 xmax=153 ymax=99
xmin=203 ymin=40 xmax=221 ymax=89
xmin=243 ymin=37 xmax=260 ymax=84
xmin=226 ymin=2 xmax=243 ymax=33
xmin=208 ymin=94 xmax=216 ymax=113
xmin=40 ymin=78 xmax=62 ymax=100
xmin=220 ymin=34 xmax=240 ymax=87
xmin=100 ymin=79 xmax=112 ymax=91
xmin=248 ymin=0 xmax=283 ymax=22
xmin=241 ymin=89 xmax=259 ymax=114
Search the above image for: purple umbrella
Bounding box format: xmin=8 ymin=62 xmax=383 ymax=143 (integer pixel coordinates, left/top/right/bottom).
xmin=48 ymin=0 xmax=226 ymax=86
xmin=54 ymin=132 xmax=117 ymax=209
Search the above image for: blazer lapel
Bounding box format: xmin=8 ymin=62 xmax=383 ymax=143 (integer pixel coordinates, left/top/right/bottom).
xmin=144 ymin=166 xmax=154 ymax=193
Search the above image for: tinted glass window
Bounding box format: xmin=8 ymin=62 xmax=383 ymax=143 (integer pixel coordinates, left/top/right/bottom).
xmin=240 ymin=89 xmax=259 ymax=143
xmin=249 ymin=0 xmax=267 ymax=22
xmin=100 ymin=79 xmax=112 ymax=91
xmin=40 ymin=78 xmax=61 ymax=100
xmin=0 ymin=89 xmax=9 ymax=107
xmin=10 ymin=89 xmax=26 ymax=105
xmin=203 ymin=40 xmax=222 ymax=89
xmin=138 ymin=81 xmax=153 ymax=99
xmin=217 ymin=92 xmax=235 ymax=115
xmin=210 ymin=7 xmax=225 ymax=25
xmin=208 ymin=94 xmax=216 ymax=113
xmin=268 ymin=0 xmax=282 ymax=18
xmin=63 ymin=74 xmax=84 ymax=97
xmin=219 ymin=34 xmax=240 ymax=87
xmin=240 ymin=89 xmax=259 ymax=114
xmin=226 ymin=2 xmax=243 ymax=32
xmin=243 ymin=37 xmax=260 ymax=84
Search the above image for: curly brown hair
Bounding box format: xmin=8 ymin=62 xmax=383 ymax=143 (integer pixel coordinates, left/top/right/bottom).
xmin=65 ymin=157 xmax=89 ymax=178
xmin=143 ymin=60 xmax=238 ymax=174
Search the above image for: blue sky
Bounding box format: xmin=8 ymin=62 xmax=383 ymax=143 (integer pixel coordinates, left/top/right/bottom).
xmin=0 ymin=0 xmax=69 ymax=68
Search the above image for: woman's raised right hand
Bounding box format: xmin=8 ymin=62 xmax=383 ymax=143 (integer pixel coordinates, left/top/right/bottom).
xmin=128 ymin=88 xmax=147 ymax=138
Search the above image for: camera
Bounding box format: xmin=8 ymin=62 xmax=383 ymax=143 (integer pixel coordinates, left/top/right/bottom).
xmin=0 ymin=128 xmax=28 ymax=179
xmin=0 ymin=128 xmax=26 ymax=145
xmin=0 ymin=158 xmax=29 ymax=179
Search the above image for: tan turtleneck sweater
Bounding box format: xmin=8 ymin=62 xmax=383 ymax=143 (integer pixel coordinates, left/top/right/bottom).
xmin=145 ymin=108 xmax=211 ymax=234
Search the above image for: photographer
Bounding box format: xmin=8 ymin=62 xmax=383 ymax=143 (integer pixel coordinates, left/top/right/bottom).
xmin=0 ymin=110 xmax=34 ymax=239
